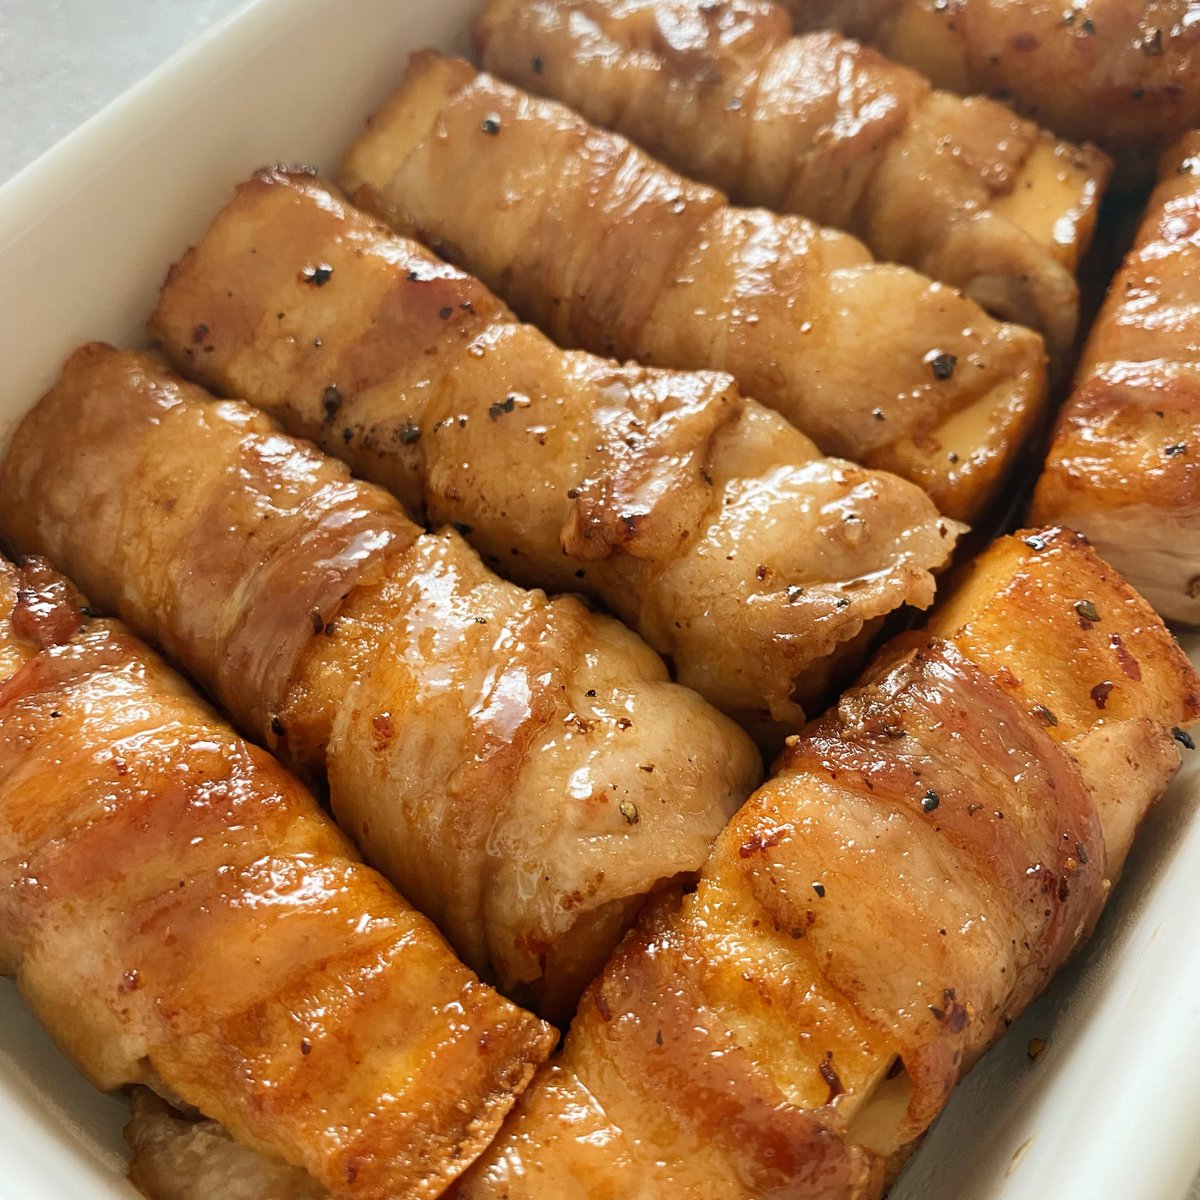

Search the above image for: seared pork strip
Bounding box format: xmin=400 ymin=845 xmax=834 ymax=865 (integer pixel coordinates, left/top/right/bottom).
xmin=451 ymin=526 xmax=1200 ymax=1198
xmin=1032 ymin=132 xmax=1200 ymax=624
xmin=342 ymin=51 xmax=1048 ymax=518
xmin=781 ymin=0 xmax=1200 ymax=185
xmin=0 ymin=554 xmax=554 ymax=1200
xmin=472 ymin=0 xmax=1109 ymax=355
xmin=0 ymin=344 xmax=760 ymax=1019
xmin=148 ymin=167 xmax=960 ymax=740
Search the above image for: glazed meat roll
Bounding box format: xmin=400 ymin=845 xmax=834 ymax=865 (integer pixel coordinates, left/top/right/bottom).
xmin=1032 ymin=133 xmax=1200 ymax=625
xmin=148 ymin=167 xmax=960 ymax=739
xmin=341 ymin=51 xmax=1048 ymax=519
xmin=0 ymin=344 xmax=760 ymax=1020
xmin=472 ymin=0 xmax=1110 ymax=356
xmin=0 ymin=553 xmax=554 ymax=1200
xmin=781 ymin=0 xmax=1200 ymax=185
xmin=452 ymin=526 xmax=1200 ymax=1198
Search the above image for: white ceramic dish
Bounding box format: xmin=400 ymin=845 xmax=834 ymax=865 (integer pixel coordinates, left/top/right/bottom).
xmin=0 ymin=2 xmax=1197 ymax=1197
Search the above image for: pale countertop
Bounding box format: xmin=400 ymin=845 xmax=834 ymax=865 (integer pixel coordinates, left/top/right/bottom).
xmin=3 ymin=4 xmax=1200 ymax=1198
xmin=0 ymin=0 xmax=246 ymax=184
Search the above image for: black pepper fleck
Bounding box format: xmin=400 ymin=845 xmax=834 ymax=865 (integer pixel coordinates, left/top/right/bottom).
xmin=399 ymin=423 xmax=421 ymax=444
xmin=302 ymin=264 xmax=333 ymax=286
xmin=811 ymin=881 xmax=826 ymax=898
xmin=921 ymin=789 xmax=940 ymax=813
xmin=1173 ymin=726 xmax=1196 ymax=750
xmin=926 ymin=350 xmax=958 ymax=380
xmin=481 ymin=114 xmax=502 ymax=135
xmin=322 ymin=385 xmax=342 ymax=418
xmin=1074 ymin=599 xmax=1100 ymax=623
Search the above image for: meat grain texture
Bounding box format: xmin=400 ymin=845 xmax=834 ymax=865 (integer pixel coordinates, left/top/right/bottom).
xmin=342 ymin=50 xmax=1050 ymax=519
xmin=149 ymin=167 xmax=960 ymax=741
xmin=0 ymin=345 xmax=761 ymax=1020
xmin=1033 ymin=132 xmax=1200 ymax=624
xmin=0 ymin=555 xmax=554 ymax=1200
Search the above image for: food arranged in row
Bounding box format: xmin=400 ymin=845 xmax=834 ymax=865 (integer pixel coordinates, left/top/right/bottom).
xmin=0 ymin=343 xmax=760 ymax=1021
xmin=341 ymin=50 xmax=1048 ymax=521
xmin=3 ymin=0 xmax=1199 ymax=1196
xmin=472 ymin=0 xmax=1109 ymax=358
xmin=0 ymin=554 xmax=554 ymax=1200
xmin=149 ymin=167 xmax=959 ymax=740
xmin=1034 ymin=131 xmax=1200 ymax=625
xmin=454 ymin=527 xmax=1200 ymax=1197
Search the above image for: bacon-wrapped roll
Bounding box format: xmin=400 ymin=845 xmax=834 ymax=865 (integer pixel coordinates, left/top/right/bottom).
xmin=451 ymin=526 xmax=1200 ymax=1198
xmin=471 ymin=0 xmax=1109 ymax=357
xmin=0 ymin=344 xmax=760 ymax=1020
xmin=1032 ymin=134 xmax=1200 ymax=625
xmin=782 ymin=0 xmax=1200 ymax=185
xmin=148 ymin=168 xmax=960 ymax=739
xmin=341 ymin=52 xmax=1047 ymax=519
xmin=0 ymin=553 xmax=555 ymax=1200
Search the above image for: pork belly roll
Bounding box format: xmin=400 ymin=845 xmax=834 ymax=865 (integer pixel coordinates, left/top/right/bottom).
xmin=148 ymin=168 xmax=960 ymax=739
xmin=451 ymin=526 xmax=1200 ymax=1198
xmin=1032 ymin=133 xmax=1200 ymax=625
xmin=471 ymin=0 xmax=1109 ymax=357
xmin=781 ymin=0 xmax=1200 ymax=186
xmin=0 ymin=344 xmax=760 ymax=1020
xmin=0 ymin=553 xmax=555 ymax=1200
xmin=341 ymin=51 xmax=1048 ymax=518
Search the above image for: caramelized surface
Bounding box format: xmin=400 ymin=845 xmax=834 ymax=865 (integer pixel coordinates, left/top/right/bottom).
xmin=0 ymin=345 xmax=760 ymax=1018
xmin=149 ymin=168 xmax=958 ymax=738
xmin=0 ymin=556 xmax=554 ymax=1200
xmin=783 ymin=0 xmax=1200 ymax=185
xmin=473 ymin=0 xmax=1109 ymax=357
xmin=1032 ymin=134 xmax=1200 ymax=623
xmin=452 ymin=528 xmax=1199 ymax=1198
xmin=342 ymin=51 xmax=1048 ymax=519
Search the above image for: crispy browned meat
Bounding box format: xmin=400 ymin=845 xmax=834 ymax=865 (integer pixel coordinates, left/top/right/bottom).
xmin=1032 ymin=134 xmax=1200 ymax=625
xmin=0 ymin=344 xmax=760 ymax=1020
xmin=0 ymin=554 xmax=554 ymax=1200
xmin=451 ymin=527 xmax=1200 ymax=1198
xmin=341 ymin=51 xmax=1048 ymax=519
xmin=782 ymin=0 xmax=1200 ymax=185
xmin=472 ymin=0 xmax=1109 ymax=355
xmin=148 ymin=167 xmax=960 ymax=740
